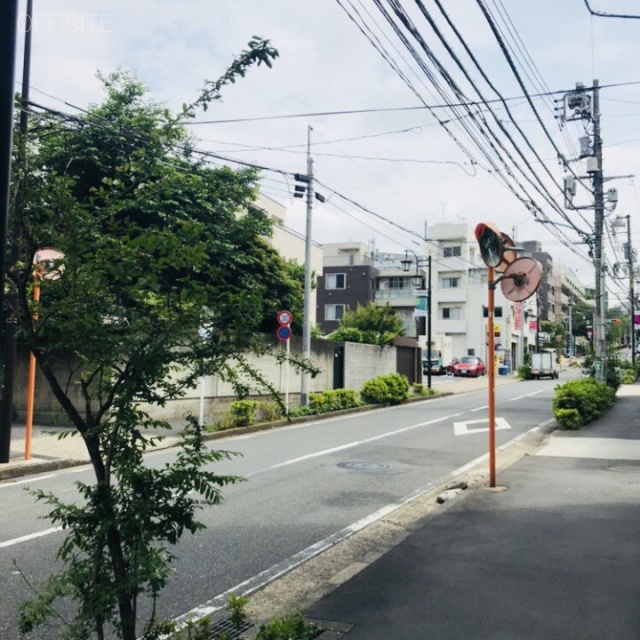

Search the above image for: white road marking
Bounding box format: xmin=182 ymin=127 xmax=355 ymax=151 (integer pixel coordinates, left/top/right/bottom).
xmin=506 ymin=389 xmax=546 ymax=402
xmin=454 ymin=417 xmax=512 ymax=436
xmin=0 ymin=473 xmax=55 ymax=489
xmin=0 ymin=526 xmax=63 ymax=549
xmin=248 ymin=413 xmax=458 ymax=476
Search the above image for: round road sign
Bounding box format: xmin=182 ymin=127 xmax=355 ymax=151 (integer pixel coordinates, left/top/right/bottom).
xmin=276 ymin=325 xmax=292 ymax=341
xmin=277 ymin=310 xmax=292 ymax=325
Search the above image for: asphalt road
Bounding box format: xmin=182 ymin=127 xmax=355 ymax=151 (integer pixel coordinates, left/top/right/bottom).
xmin=0 ymin=376 xmax=562 ymax=639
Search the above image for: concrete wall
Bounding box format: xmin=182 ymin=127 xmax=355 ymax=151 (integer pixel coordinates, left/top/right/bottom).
xmin=342 ymin=342 xmax=397 ymax=390
xmin=15 ymin=337 xmax=402 ymax=426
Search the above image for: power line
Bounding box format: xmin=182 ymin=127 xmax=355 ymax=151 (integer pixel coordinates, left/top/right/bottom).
xmin=181 ymin=79 xmax=640 ymax=124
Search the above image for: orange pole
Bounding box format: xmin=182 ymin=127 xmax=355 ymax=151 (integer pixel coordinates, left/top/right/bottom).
xmin=488 ymin=267 xmax=496 ymax=487
xmin=24 ymin=274 xmax=39 ymax=460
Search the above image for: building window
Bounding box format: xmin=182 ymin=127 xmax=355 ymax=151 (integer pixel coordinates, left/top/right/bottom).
xmin=326 ymin=273 xmax=346 ymax=289
xmin=442 ymin=307 xmax=462 ymax=319
xmin=483 ymin=306 xmax=503 ymax=317
xmin=442 ymin=277 xmax=459 ymax=288
xmin=443 ymin=246 xmax=461 ymax=257
xmin=388 ymin=277 xmax=407 ymax=289
xmin=325 ymin=304 xmax=345 ymax=321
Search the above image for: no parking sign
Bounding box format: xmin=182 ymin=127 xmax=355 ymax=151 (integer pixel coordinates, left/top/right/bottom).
xmin=276 ymin=309 xmax=292 ymax=341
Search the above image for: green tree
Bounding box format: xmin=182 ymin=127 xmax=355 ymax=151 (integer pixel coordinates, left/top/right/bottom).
xmin=257 ymin=258 xmax=310 ymax=336
xmin=540 ymin=320 xmax=564 ymax=350
xmin=9 ymin=42 xmax=315 ymax=640
xmin=328 ymin=302 xmax=404 ymax=346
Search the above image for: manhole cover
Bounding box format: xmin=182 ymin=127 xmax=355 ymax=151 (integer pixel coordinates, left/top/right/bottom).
xmin=337 ymin=460 xmax=392 ymax=473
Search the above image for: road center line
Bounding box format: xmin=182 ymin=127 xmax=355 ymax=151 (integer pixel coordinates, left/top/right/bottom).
xmin=249 ymin=413 xmax=458 ymax=476
xmin=0 ymin=473 xmax=56 ymax=489
xmin=0 ymin=526 xmax=63 ymax=549
xmin=506 ymin=389 xmax=546 ymax=402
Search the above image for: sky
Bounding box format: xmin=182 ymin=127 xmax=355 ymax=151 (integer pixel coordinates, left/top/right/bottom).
xmin=11 ymin=0 xmax=640 ymax=307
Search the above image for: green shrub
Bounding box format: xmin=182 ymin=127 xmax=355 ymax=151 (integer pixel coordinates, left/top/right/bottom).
xmin=517 ymin=364 xmax=532 ymax=380
xmin=359 ymin=377 xmax=389 ymax=405
xmin=554 ymin=408 xmax=582 ymax=430
xmin=621 ymin=369 xmax=636 ymax=385
xmin=361 ymin=373 xmax=409 ymax=405
xmin=327 ymin=327 xmax=363 ymax=343
xmin=308 ymin=388 xmax=362 ymax=413
xmin=228 ymin=400 xmax=258 ymax=427
xmin=552 ymin=377 xmax=616 ymax=429
xmin=412 ymin=382 xmax=436 ymax=397
xmin=286 ymin=404 xmax=315 ymax=418
xmin=255 ymin=612 xmax=320 ymax=640
xmin=258 ymin=401 xmax=283 ymax=423
xmin=288 ymin=389 xmax=362 ymax=419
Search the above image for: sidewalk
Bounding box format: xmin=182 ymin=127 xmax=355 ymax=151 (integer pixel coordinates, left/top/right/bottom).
xmin=301 ymin=382 xmax=640 ymax=639
xmin=0 ymin=373 xmax=518 ymax=480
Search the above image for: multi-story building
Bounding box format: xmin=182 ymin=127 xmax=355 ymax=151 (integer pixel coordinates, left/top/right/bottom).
xmin=316 ymin=242 xmax=378 ymax=334
xmin=315 ymin=226 xmax=593 ymax=369
xmin=427 ymin=223 xmax=522 ymax=366
xmin=521 ymin=240 xmax=554 ymax=321
xmin=373 ymin=251 xmax=427 ymax=339
xmin=256 ymin=193 xmax=324 ymax=326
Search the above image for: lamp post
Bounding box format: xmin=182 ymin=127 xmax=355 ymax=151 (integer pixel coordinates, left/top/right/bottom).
xmin=401 ymin=251 xmax=432 ymax=389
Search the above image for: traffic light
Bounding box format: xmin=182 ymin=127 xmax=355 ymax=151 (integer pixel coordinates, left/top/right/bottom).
xmin=475 ymin=222 xmax=504 ymax=268
xmin=293 ymin=173 xmax=309 ymax=199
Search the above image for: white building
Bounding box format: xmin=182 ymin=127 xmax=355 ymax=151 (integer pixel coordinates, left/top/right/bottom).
xmin=425 ymin=223 xmax=538 ymax=370
xmin=255 ymin=193 xmax=323 ymax=322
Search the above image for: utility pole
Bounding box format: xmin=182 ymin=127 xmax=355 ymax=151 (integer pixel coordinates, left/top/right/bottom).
xmin=0 ymin=0 xmax=19 ymax=463
xmin=426 ymin=255 xmax=432 ymax=391
xmin=626 ymin=214 xmax=636 ymax=371
xmin=561 ymin=80 xmax=607 ymax=381
xmin=568 ymin=297 xmax=574 ymax=358
xmin=1 ymin=2 xmax=33 ymax=461
xmin=592 ymin=80 xmax=607 ymax=383
xmin=300 ymin=126 xmax=313 ymax=406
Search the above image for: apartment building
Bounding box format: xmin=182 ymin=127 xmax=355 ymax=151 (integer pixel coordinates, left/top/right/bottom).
xmin=316 ymin=242 xmax=378 ymax=334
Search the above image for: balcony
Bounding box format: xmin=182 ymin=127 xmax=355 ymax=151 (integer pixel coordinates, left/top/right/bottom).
xmin=375 ymin=290 xmax=420 ymax=307
xmin=439 ymin=318 xmax=466 ymax=334
xmin=437 ymin=287 xmax=467 ymax=304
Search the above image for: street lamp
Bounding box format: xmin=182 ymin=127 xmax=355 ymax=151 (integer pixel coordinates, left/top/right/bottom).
xmin=401 ymin=250 xmax=432 ymax=389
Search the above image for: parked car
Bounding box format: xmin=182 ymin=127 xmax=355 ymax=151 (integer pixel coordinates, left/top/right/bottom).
xmin=452 ymin=356 xmax=486 ymax=377
xmin=447 ymin=357 xmax=460 ymax=375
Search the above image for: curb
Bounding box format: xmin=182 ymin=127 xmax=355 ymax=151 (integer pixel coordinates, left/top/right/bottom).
xmin=0 ymin=458 xmax=88 ymax=481
xmin=0 ymin=392 xmax=457 ymax=481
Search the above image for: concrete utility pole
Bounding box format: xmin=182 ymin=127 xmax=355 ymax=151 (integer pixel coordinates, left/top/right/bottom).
xmin=568 ymin=297 xmax=574 ymax=358
xmin=1 ymin=0 xmax=34 ymax=459
xmin=300 ymin=125 xmax=313 ymax=406
xmin=0 ymin=0 xmax=19 ymax=463
xmin=591 ymin=80 xmax=607 ymax=383
xmin=626 ymin=214 xmax=636 ymax=371
xmin=561 ymin=80 xmax=609 ymax=381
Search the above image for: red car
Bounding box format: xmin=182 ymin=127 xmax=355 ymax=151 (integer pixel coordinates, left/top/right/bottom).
xmin=453 ymin=356 xmax=486 ymax=377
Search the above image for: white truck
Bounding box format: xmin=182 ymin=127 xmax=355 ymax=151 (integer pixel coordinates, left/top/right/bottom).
xmin=421 ymin=336 xmax=453 ymax=376
xmin=530 ymin=351 xmax=559 ymax=379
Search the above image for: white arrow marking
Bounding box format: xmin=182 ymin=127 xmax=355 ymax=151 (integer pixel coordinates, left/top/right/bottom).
xmin=454 ymin=417 xmax=512 ymax=436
